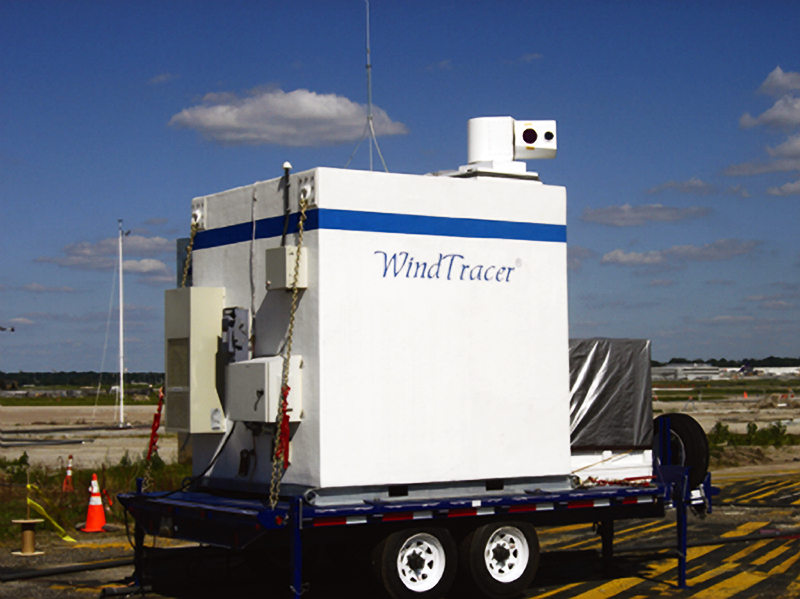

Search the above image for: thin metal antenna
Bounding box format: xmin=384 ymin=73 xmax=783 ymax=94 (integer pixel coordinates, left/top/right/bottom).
xmin=366 ymin=0 xmax=373 ymax=171
xmin=345 ymin=0 xmax=388 ymax=172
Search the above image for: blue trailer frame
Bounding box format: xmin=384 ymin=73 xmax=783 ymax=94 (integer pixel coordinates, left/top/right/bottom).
xmin=119 ymin=468 xmax=714 ymax=598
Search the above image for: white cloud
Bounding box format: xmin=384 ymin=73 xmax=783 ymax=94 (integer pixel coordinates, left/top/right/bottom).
xmin=698 ymin=315 xmax=755 ymax=325
xmin=169 ymin=87 xmax=408 ymax=146
xmin=767 ymin=178 xmax=800 ymax=196
xmin=761 ymin=300 xmax=795 ymax=309
xmin=649 ymin=279 xmax=675 ymax=287
xmin=37 ymin=235 xmax=172 ymax=271
xmin=767 ymin=133 xmax=800 ymax=159
xmin=21 ymin=283 xmax=76 ymax=293
xmin=519 ymin=53 xmax=543 ymax=62
xmin=645 ymin=177 xmax=714 ymax=195
xmin=601 ymin=239 xmax=760 ymax=266
xmin=148 ymin=72 xmax=177 ymax=85
xmin=724 ymin=157 xmax=800 ymax=176
xmin=665 ymin=239 xmax=760 ymax=261
xmin=759 ymin=67 xmax=800 ymax=96
xmin=600 ymin=249 xmax=665 ymax=266
xmin=426 ymin=59 xmax=452 ymax=71
xmin=740 ymin=95 xmax=800 ymax=129
xmin=122 ymin=259 xmax=169 ymax=274
xmin=567 ymin=245 xmax=595 ymax=271
xmin=10 ymin=317 xmax=34 ymax=325
xmin=725 ymin=184 xmax=751 ymax=198
xmin=745 ymin=292 xmax=798 ymax=311
xmin=582 ymin=203 xmax=710 ymax=227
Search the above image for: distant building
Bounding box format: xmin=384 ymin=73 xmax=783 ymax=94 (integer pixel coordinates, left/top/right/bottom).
xmin=652 ymin=363 xmax=722 ymax=381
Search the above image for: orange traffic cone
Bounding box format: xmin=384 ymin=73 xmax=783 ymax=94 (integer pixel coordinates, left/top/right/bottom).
xmin=81 ymin=474 xmax=106 ymax=532
xmin=744 ymin=392 xmax=748 ymax=399
xmin=62 ymin=455 xmax=74 ymax=493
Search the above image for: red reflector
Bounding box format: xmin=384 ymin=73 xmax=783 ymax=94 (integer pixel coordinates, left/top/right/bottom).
xmin=622 ymin=497 xmax=638 ymax=505
xmin=275 ymin=515 xmax=284 ymax=526
xmin=567 ymin=499 xmax=594 ymax=509
xmin=509 ymin=505 xmax=538 ymax=513
xmin=313 ymin=517 xmax=348 ymax=527
xmin=448 ymin=508 xmax=477 ymax=518
xmin=383 ymin=512 xmax=414 ymax=522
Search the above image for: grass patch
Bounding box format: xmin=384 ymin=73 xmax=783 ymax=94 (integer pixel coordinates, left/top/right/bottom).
xmin=0 ymin=451 xmax=190 ymax=542
xmin=707 ymin=421 xmax=799 ymax=467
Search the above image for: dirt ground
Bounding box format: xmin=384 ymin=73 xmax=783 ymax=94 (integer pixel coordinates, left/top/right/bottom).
xmin=654 ymin=397 xmax=800 ymax=435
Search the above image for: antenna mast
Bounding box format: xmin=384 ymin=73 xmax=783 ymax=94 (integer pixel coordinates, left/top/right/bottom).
xmin=118 ymin=219 xmax=125 ymax=428
xmin=345 ymin=0 xmax=389 ymax=172
xmin=365 ymin=0 xmax=373 ymax=171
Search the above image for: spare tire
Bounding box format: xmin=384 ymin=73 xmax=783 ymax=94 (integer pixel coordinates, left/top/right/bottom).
xmin=653 ymin=413 xmax=709 ymax=489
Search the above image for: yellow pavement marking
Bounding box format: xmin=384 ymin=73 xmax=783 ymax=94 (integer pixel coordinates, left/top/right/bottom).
xmin=558 ymin=522 xmax=674 ymax=551
xmin=615 ymin=522 xmax=674 ymax=544
xmin=767 ymin=545 xmax=800 ymax=576
xmin=723 ymin=539 xmax=768 ymax=562
xmin=688 ymin=571 xmax=764 ymax=598
xmin=688 ymin=561 xmax=740 ymax=585
xmin=748 ymin=481 xmax=800 ymax=501
xmin=713 ymin=470 xmax=800 ymax=484
xmin=617 ymin=519 xmax=670 ymax=536
xmin=563 ymin=576 xmax=644 ymax=599
xmin=541 ymin=523 xmax=593 ymax=535
xmin=722 ymin=521 xmax=770 ymax=537
xmin=72 ymin=541 xmax=131 ymax=549
xmin=526 ymin=582 xmax=581 ymax=598
xmin=751 ymin=542 xmax=792 ymax=566
xmin=735 ymin=481 xmax=785 ymax=501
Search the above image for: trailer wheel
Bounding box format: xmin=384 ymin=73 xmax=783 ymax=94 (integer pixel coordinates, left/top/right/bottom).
xmin=653 ymin=413 xmax=709 ymax=489
xmin=373 ymin=528 xmax=457 ymax=599
xmin=460 ymin=522 xmax=539 ymax=599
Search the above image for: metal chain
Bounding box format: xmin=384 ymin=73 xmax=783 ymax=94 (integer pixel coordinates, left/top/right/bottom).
xmin=269 ymin=192 xmax=309 ymax=509
xmin=181 ymin=221 xmax=199 ymax=288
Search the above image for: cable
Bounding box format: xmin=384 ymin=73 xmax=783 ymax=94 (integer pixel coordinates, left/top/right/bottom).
xmin=93 ymin=260 xmax=118 ymax=421
xmin=148 ymin=421 xmax=238 ymax=500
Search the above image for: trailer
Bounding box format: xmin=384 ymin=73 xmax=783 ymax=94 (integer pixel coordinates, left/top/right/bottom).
xmin=120 ymin=117 xmax=714 ymax=599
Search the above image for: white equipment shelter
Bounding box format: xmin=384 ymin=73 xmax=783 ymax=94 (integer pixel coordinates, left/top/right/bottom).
xmin=165 ymin=117 xmax=579 ymax=502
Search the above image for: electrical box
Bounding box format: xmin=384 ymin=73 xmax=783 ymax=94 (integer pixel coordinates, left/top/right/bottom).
xmin=265 ymin=246 xmax=308 ymax=290
xmin=226 ymin=355 xmax=303 ymax=423
xmin=164 ymin=286 xmax=226 ymax=434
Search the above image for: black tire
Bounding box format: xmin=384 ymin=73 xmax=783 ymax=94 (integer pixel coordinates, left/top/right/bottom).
xmin=653 ymin=413 xmax=709 ymax=488
xmin=460 ymin=521 xmax=539 ymax=599
xmin=372 ymin=527 xmax=458 ymax=599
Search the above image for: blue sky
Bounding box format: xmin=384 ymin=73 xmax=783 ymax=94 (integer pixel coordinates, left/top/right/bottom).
xmin=2 ymin=1 xmax=799 ymax=372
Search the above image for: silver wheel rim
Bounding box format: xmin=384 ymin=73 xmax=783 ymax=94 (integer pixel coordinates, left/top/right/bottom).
xmin=396 ymin=532 xmax=446 ymax=592
xmin=483 ymin=526 xmax=529 ymax=583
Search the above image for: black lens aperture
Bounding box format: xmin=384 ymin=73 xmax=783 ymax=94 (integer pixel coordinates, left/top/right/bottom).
xmin=522 ymin=128 xmax=537 ymax=144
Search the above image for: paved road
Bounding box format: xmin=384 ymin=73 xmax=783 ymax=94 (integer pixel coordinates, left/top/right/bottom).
xmin=0 ymin=406 xmax=177 ymax=469
xmin=3 ymin=470 xmax=800 ymax=598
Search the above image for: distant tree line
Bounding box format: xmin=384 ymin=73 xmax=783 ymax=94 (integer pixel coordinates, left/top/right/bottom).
xmin=0 ymin=371 xmax=164 ymax=388
xmin=651 ymin=357 xmax=800 ymax=368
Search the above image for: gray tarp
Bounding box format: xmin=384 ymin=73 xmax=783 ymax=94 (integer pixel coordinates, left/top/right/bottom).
xmin=569 ymin=338 xmax=652 ymax=449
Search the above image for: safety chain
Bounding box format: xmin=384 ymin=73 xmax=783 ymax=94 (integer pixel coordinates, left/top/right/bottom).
xmin=181 ymin=220 xmax=199 ymax=288
xmin=269 ymin=191 xmax=309 ymax=509
xmin=141 ymin=387 xmax=165 ymax=492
